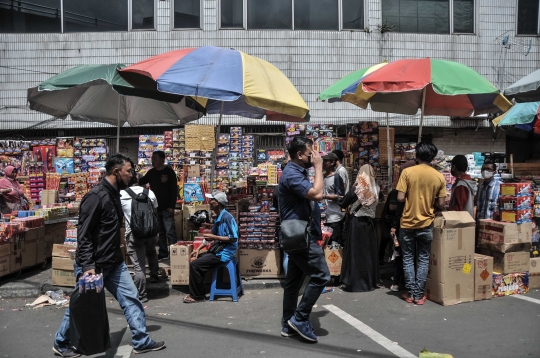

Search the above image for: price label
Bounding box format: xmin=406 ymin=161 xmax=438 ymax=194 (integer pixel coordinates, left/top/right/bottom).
xmin=462 ymin=263 xmax=472 ymax=274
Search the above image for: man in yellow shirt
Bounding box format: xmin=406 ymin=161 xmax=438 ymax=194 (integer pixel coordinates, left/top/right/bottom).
xmin=396 ymin=142 xmax=446 ymax=305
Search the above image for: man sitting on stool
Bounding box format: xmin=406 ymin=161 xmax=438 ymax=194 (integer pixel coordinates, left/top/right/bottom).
xmin=183 ymin=191 xmax=239 ymax=303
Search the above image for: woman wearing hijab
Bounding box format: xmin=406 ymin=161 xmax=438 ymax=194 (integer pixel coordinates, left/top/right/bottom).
xmin=339 ymin=164 xmax=380 ymax=292
xmin=0 ymin=166 xmax=30 ymax=213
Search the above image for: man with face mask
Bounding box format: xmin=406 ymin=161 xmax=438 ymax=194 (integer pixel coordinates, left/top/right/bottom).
xmin=53 ymin=154 xmax=165 ymax=357
xmin=278 ymin=136 xmax=330 ymax=343
xmin=476 ymin=160 xmax=502 ymax=245
xmin=448 ymin=155 xmax=478 ymax=219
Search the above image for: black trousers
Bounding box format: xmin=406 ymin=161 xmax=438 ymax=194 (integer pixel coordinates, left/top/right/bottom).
xmin=189 ymin=253 xmax=221 ymax=299
xmin=326 ymin=217 xmax=346 ymax=246
xmin=282 ymin=236 xmax=331 ymax=326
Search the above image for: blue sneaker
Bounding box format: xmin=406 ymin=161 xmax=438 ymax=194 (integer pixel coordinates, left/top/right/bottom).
xmin=287 ymin=316 xmax=318 ymax=342
xmin=280 ymin=325 xmax=299 ymax=337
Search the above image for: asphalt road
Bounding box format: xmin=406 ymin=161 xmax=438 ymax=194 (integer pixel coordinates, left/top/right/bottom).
xmin=1 ymin=284 xmax=539 ymax=358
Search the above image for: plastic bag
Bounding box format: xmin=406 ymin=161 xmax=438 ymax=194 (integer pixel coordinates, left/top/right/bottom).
xmin=68 ymin=287 xmax=111 ymax=355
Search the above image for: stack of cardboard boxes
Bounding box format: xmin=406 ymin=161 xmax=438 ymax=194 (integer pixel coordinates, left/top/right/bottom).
xmin=51 ymin=243 xmax=76 ymax=286
xmin=477 ymin=219 xmax=532 ymax=297
xmin=426 ymin=212 xmax=476 ymax=306
xmin=0 ymin=223 xmax=46 ymax=278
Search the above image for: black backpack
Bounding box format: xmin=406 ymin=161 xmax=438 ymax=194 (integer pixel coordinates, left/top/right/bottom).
xmin=125 ymin=188 xmax=159 ymax=239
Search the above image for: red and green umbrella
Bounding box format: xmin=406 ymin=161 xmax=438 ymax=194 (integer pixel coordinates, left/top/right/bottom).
xmin=319 ymin=58 xmax=511 ymax=141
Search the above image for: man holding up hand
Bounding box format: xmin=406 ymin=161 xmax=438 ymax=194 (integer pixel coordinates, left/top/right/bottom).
xmin=278 ymin=136 xmax=330 ymax=343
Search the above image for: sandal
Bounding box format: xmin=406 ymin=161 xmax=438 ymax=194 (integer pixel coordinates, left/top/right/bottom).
xmin=401 ymin=293 xmax=414 ymax=303
xmin=183 ymin=295 xmax=204 ymax=304
xmin=414 ymin=296 xmax=427 ymax=305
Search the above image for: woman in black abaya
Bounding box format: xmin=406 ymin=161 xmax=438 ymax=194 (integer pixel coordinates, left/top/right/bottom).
xmin=339 ymin=164 xmax=380 ymax=292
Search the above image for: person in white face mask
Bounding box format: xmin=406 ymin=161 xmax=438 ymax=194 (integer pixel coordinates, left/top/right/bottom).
xmin=475 ymin=160 xmax=502 ymax=247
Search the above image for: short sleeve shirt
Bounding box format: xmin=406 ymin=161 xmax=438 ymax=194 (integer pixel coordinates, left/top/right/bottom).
xmin=396 ymin=164 xmax=447 ymax=229
xmin=212 ymin=209 xmax=239 ymax=262
xmin=278 ymin=162 xmax=322 ymax=239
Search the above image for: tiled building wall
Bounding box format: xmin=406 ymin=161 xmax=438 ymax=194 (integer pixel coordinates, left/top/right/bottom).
xmin=1 ymin=0 xmax=539 ymax=136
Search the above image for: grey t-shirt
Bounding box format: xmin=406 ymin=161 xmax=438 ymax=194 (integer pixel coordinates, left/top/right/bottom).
xmin=336 ymin=165 xmax=350 ymax=194
xmin=324 ymin=173 xmax=345 ymax=224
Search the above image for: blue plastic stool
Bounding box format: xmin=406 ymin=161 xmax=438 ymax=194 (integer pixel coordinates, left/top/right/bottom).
xmin=209 ymin=258 xmax=244 ymax=302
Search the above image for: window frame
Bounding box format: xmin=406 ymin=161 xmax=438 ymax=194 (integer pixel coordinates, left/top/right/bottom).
xmin=219 ymin=0 xmax=365 ymax=31
xmin=129 ymin=0 xmax=157 ymax=31
xmin=380 ymin=0 xmax=476 ymax=35
xmin=218 ymin=0 xmax=246 ymax=30
xmin=450 ymin=0 xmax=476 ymax=35
xmin=171 ymin=0 xmax=203 ymax=30
xmin=515 ymin=0 xmax=540 ymax=36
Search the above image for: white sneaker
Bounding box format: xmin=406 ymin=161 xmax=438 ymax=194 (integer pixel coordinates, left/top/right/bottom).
xmin=390 ymin=284 xmax=399 ymax=292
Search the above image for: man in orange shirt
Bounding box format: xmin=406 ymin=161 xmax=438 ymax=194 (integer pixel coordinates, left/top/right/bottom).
xmin=396 ymin=142 xmax=446 ymax=305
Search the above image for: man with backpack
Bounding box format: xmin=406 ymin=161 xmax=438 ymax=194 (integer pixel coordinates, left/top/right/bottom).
xmin=121 ymin=174 xmax=160 ymax=303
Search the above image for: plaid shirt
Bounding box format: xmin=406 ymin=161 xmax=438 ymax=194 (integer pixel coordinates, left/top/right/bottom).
xmin=476 ymin=178 xmax=502 ymax=220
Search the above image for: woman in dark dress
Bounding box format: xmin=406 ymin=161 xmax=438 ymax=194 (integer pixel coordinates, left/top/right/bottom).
xmin=339 ymin=164 xmax=380 ymax=292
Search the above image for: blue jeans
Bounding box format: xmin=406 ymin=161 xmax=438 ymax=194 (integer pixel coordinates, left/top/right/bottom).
xmin=158 ymin=210 xmax=178 ymax=257
xmin=399 ymin=224 xmax=433 ymax=300
xmin=54 ymin=261 xmax=153 ymax=352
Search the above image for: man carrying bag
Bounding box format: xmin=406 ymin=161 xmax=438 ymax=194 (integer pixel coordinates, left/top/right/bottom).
xmin=52 ymin=154 xmax=165 ymax=358
xmin=278 ymin=136 xmax=330 ymax=343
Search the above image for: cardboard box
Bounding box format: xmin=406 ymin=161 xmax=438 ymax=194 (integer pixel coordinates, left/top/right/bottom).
xmin=478 ymin=220 xmax=532 ymax=253
xmin=52 ymin=244 xmax=76 ymax=258
xmin=473 ymin=254 xmax=493 ymax=301
xmin=324 ymin=248 xmax=342 ymax=276
xmin=52 ymin=269 xmax=76 ymax=287
xmin=500 ymin=183 xmax=533 ymax=197
xmin=52 ymin=256 xmax=75 ymax=271
xmin=529 ymin=257 xmax=540 ymax=289
xmin=239 ymin=249 xmax=281 ymax=277
xmin=478 ymin=248 xmax=530 ymax=274
xmin=10 ymin=253 xmax=23 ymax=273
xmin=492 ymin=272 xmax=529 ymax=297
xmin=36 ymin=239 xmax=46 ymax=264
xmin=500 ymin=209 xmax=533 ymax=224
xmin=41 ymin=190 xmax=59 ymax=205
xmin=170 ymin=244 xmax=193 ymax=285
xmin=0 ymin=254 xmax=10 ymax=277
xmin=426 ymin=211 xmax=475 ymax=306
xmin=0 ymin=242 xmax=11 ymax=257
xmin=22 ymin=240 xmax=37 ymax=268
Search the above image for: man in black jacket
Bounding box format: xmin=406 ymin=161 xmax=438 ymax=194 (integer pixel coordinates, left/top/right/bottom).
xmin=139 ymin=151 xmax=178 ymax=260
xmin=53 ymin=154 xmax=165 ymax=358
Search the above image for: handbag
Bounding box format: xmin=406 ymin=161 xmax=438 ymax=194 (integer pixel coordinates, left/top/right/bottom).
xmin=280 ymin=219 xmax=310 ymax=253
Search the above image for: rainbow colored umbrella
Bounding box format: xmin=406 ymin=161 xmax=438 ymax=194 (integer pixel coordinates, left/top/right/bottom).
xmin=319 ymin=58 xmax=512 ymax=142
xmin=118 ymin=46 xmax=309 ymax=122
xmin=119 ymin=46 xmax=309 ymax=185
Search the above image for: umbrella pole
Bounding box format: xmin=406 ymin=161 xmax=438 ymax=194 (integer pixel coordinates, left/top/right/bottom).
xmin=417 ymin=87 xmax=426 ymax=143
xmin=386 ymin=113 xmax=393 ymax=189
xmin=209 ymin=101 xmax=225 ymax=192
xmin=116 ymin=95 xmax=121 ymax=153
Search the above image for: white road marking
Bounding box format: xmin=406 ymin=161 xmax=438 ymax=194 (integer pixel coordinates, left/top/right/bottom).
xmin=323 ymin=304 xmax=416 ymax=358
xmin=116 ymin=344 xmax=132 ymax=358
xmin=510 ymin=294 xmax=540 ymax=305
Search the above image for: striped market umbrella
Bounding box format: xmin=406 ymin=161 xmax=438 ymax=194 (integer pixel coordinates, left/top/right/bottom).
xmin=119 ymin=46 xmax=310 ymax=185
xmin=319 ymin=58 xmax=511 ymax=142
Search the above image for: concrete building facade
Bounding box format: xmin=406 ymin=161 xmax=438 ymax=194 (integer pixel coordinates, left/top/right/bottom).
xmin=1 ymin=0 xmax=539 ymax=154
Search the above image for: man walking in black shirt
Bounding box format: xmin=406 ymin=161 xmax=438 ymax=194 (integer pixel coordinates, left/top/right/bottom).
xmin=139 ymin=151 xmax=179 ymax=260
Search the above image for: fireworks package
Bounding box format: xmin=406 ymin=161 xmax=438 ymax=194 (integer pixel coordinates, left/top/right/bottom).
xmin=69 ymin=273 xmax=110 ymax=355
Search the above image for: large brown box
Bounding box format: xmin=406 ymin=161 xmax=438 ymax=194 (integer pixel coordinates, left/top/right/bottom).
xmin=22 ymin=240 xmax=37 ymax=268
xmin=170 ymin=244 xmax=193 ymax=286
xmin=529 ymin=257 xmax=540 ymax=289
xmin=52 ymin=256 xmax=76 ymax=286
xmin=41 ymin=190 xmax=59 ymax=205
xmin=324 ymin=248 xmax=342 ymax=276
xmin=473 ymin=254 xmax=493 ymax=301
xmin=477 ymin=248 xmax=530 ymax=274
xmin=426 ymin=212 xmax=475 ymax=306
xmin=0 ymin=254 xmax=10 ymax=277
xmin=478 ymin=220 xmax=532 ymax=253
xmin=52 ymin=244 xmax=76 ymax=258
xmin=0 ymin=242 xmax=11 ymax=257
xmin=239 ymin=249 xmax=281 ymax=277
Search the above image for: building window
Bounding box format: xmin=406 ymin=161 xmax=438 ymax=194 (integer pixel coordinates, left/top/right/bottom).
xmin=517 ymin=0 xmax=539 ymax=35
xmin=64 ymin=0 xmax=128 ymax=32
xmin=132 ymin=0 xmax=155 ymax=30
xmin=173 ymin=0 xmax=200 ymax=29
xmin=342 ymin=0 xmax=364 ymax=30
xmin=247 ymin=0 xmax=292 ymax=30
xmin=0 ymin=0 xmax=62 ymax=33
xmin=381 ymin=0 xmax=475 ymax=34
xmin=221 ymin=0 xmax=243 ymax=28
xmin=294 ymin=0 xmax=338 ymax=30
